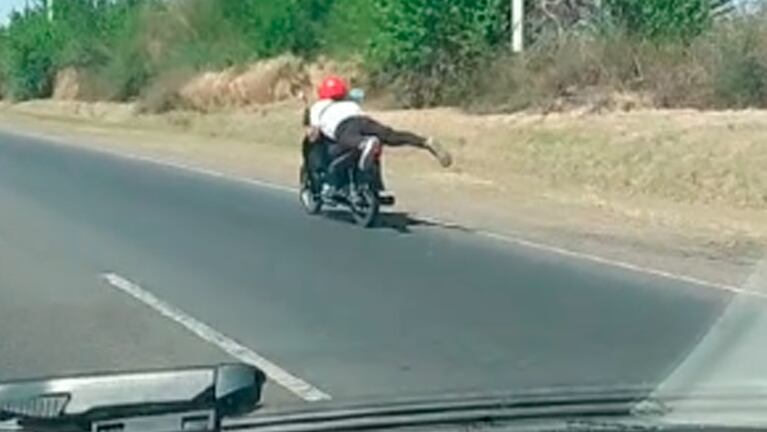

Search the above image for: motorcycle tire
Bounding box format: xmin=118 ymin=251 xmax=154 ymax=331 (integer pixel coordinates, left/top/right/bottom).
xmin=350 ymin=185 xmax=380 ymax=228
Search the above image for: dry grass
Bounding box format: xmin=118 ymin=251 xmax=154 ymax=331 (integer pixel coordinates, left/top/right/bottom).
xmin=375 ymin=108 xmax=767 ymax=210
xmin=128 ymin=55 xmax=365 ymax=114
xmin=470 ymin=14 xmax=767 ymax=113
xmin=176 ymin=56 xmax=308 ymax=111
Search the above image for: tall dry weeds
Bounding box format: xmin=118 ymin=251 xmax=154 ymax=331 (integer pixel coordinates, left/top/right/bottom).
xmin=470 ymin=10 xmax=767 ymax=113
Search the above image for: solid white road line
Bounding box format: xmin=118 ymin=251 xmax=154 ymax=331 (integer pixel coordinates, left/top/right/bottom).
xmin=475 ymin=229 xmax=766 ymax=300
xmin=102 ymin=272 xmax=331 ymax=402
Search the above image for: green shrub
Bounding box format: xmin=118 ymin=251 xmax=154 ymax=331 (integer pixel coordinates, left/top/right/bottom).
xmin=52 ymin=0 xmax=110 ymax=68
xmin=216 ymin=0 xmax=335 ymax=59
xmin=0 ymin=28 xmax=7 ymax=98
xmin=89 ymin=2 xmax=152 ymax=99
xmin=323 ymin=0 xmax=376 ymax=58
xmin=2 ymin=5 xmax=59 ymax=100
xmin=709 ymin=17 xmax=767 ymax=108
xmin=0 ymin=0 xmax=152 ymax=100
xmin=367 ymin=0 xmax=509 ymax=107
xmin=603 ymin=0 xmax=733 ymax=42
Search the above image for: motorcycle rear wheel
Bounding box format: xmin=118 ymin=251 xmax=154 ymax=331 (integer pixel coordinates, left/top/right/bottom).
xmin=350 ymin=186 xmax=380 ymax=228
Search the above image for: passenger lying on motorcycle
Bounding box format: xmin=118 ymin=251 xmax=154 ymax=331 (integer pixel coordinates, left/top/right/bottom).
xmin=304 ymin=75 xmax=452 ymax=200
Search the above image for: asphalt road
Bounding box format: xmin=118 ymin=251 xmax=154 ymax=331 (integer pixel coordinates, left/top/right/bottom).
xmin=0 ymin=130 xmax=733 ymax=407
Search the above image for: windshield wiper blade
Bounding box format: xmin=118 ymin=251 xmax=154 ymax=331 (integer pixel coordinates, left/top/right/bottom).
xmin=0 ymin=363 xmax=265 ymax=432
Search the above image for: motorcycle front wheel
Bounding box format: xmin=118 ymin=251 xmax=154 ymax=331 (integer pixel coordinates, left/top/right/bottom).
xmin=350 ymin=185 xmax=380 ymax=228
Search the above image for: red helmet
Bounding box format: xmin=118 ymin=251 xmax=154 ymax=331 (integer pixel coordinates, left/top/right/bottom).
xmin=317 ymin=75 xmax=349 ymax=100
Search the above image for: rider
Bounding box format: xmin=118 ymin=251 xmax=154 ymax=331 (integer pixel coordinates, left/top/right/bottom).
xmin=306 ymin=75 xmax=453 ymax=198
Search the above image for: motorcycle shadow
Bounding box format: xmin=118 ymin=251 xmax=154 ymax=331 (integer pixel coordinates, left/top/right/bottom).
xmin=322 ymin=210 xmax=470 ymax=235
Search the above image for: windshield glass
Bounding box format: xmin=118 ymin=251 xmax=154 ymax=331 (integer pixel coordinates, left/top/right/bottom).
xmin=0 ymin=0 xmax=765 ymax=429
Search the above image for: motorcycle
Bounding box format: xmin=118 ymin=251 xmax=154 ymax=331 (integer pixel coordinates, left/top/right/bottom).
xmin=299 ymin=136 xmax=395 ymax=228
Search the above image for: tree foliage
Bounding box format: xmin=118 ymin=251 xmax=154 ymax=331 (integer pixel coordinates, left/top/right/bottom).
xmin=368 ymin=0 xmax=509 ymax=106
xmin=603 ymin=0 xmax=733 ymax=41
xmin=1 ymin=3 xmax=59 ymax=99
xmin=0 ymin=0 xmax=742 ymax=106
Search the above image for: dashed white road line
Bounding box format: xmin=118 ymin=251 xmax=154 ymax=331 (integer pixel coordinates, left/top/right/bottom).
xmin=102 ymin=272 xmax=331 ymax=402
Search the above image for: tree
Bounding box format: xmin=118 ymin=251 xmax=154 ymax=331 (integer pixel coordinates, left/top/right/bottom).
xmin=603 ymin=0 xmax=734 ymax=41
xmin=2 ymin=4 xmax=59 ymax=99
xmin=368 ymin=0 xmax=508 ymax=106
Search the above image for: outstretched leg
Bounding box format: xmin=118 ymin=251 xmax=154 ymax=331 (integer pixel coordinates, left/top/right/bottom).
xmin=336 ymin=117 xmax=453 ymax=168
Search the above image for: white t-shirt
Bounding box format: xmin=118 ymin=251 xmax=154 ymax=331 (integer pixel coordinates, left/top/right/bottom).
xmin=309 ymin=100 xmax=363 ymax=140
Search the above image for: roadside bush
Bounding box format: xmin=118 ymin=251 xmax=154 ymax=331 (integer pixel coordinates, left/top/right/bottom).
xmin=0 ymin=0 xmax=151 ymax=100
xmin=167 ymin=0 xmax=258 ymax=68
xmin=80 ymin=0 xmax=252 ymax=101
xmin=367 ymin=0 xmax=509 ymax=107
xmin=713 ymin=49 xmax=767 ymax=108
xmin=323 ymin=0 xmax=376 ymax=58
xmin=1 ymin=7 xmax=59 ymax=100
xmin=135 ymin=68 xmax=195 ymax=114
xmin=104 ymin=0 xmax=341 ymax=103
xmin=104 ymin=0 xmax=367 ymax=106
xmin=708 ymin=16 xmax=767 ymax=108
xmin=216 ymin=0 xmax=335 ymax=59
xmin=470 ymin=8 xmax=767 ymax=113
xmin=53 ymin=0 xmax=112 ymax=68
xmin=64 ymin=0 xmax=152 ymax=100
xmin=87 ymin=6 xmax=150 ymax=100
xmin=0 ymin=28 xmax=7 ymax=98
xmin=603 ymin=0 xmax=733 ymax=42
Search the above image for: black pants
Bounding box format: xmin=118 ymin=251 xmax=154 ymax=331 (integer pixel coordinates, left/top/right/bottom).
xmin=326 ymin=116 xmax=427 ymax=186
xmin=303 ymin=136 xmax=329 ymax=186
xmin=335 ymin=116 xmax=427 ymax=151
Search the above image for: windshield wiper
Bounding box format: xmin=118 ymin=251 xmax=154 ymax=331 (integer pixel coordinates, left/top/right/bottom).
xmin=0 ymin=363 xmax=265 ymax=432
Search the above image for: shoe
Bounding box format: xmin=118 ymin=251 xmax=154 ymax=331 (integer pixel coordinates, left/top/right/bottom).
xmin=322 ymin=183 xmax=349 ymax=201
xmin=358 ymin=137 xmax=382 ymax=171
xmin=349 ymin=188 xmax=363 ymax=206
xmin=321 ymin=183 xmax=337 ymax=201
xmin=425 ymin=137 xmax=453 ymax=168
